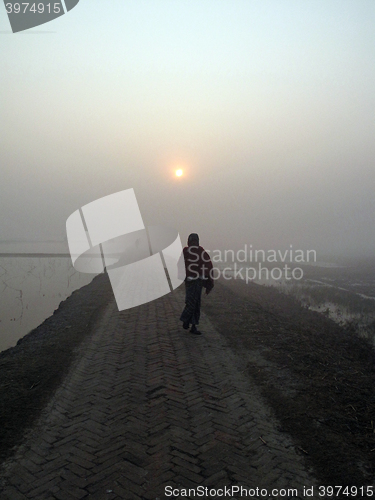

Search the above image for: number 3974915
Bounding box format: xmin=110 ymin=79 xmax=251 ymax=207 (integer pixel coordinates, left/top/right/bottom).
xmin=5 ymin=3 xmax=61 ymax=14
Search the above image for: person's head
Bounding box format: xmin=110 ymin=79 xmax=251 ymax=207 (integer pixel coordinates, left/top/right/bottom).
xmin=187 ymin=233 xmax=199 ymax=247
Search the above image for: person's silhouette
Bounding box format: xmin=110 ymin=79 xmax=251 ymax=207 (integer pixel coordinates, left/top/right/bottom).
xmin=179 ymin=233 xmax=214 ymax=335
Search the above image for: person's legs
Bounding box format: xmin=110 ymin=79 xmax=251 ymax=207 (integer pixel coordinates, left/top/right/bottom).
xmin=189 ymin=280 xmax=203 ymax=334
xmin=180 ymin=280 xmax=194 ymax=328
xmin=180 ymin=279 xmax=203 ymax=331
xmin=190 ymin=280 xmax=202 ymax=326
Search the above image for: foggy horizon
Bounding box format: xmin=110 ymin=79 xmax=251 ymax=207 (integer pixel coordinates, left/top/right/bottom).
xmin=2 ymin=0 xmax=375 ymax=260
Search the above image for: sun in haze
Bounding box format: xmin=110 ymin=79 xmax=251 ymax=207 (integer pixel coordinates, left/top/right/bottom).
xmin=175 ymin=169 xmax=183 ymax=177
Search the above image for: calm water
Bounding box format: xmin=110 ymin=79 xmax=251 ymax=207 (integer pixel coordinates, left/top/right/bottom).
xmin=0 ymin=256 xmax=95 ymax=352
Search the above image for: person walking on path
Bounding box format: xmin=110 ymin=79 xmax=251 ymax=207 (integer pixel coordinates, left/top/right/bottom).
xmin=179 ymin=233 xmax=214 ymax=335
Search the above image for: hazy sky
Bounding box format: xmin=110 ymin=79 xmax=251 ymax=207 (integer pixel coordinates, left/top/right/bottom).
xmin=1 ymin=0 xmax=375 ymax=258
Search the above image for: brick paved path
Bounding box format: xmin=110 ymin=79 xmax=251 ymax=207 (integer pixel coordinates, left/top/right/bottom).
xmin=0 ymin=288 xmax=317 ymax=499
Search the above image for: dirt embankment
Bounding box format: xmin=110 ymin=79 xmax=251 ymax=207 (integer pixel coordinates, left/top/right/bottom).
xmin=0 ymin=273 xmax=113 ymax=464
xmin=204 ymin=278 xmax=375 ymax=487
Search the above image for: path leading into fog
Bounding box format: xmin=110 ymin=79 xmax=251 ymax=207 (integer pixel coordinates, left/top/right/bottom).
xmin=0 ymin=289 xmax=316 ymax=499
